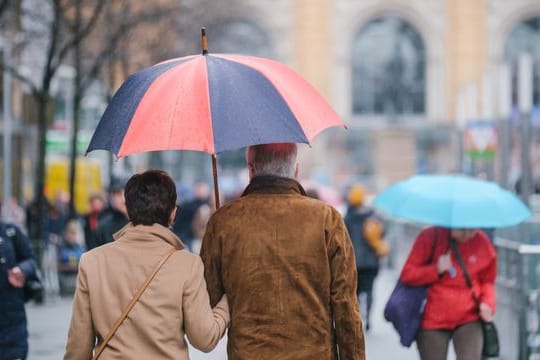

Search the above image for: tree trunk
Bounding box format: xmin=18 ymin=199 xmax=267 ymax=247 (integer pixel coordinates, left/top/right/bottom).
xmin=32 ymin=92 xmax=49 ymax=264
xmin=68 ymin=0 xmax=83 ymax=219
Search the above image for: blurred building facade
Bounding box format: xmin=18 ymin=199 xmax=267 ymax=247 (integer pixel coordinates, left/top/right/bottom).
xmin=159 ymin=0 xmax=540 ymax=192
xmin=290 ymin=0 xmax=540 ymax=190
xmin=2 ymin=0 xmax=540 ymax=202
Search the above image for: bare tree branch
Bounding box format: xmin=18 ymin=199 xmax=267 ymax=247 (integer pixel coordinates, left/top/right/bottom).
xmin=41 ymin=0 xmax=63 ymax=92
xmin=0 ymin=62 xmax=39 ymax=95
xmin=50 ymin=0 xmax=105 ymax=73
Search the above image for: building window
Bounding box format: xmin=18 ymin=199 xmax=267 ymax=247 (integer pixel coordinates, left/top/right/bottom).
xmin=352 ymin=16 xmax=426 ymax=116
xmin=504 ymin=16 xmax=540 ymax=108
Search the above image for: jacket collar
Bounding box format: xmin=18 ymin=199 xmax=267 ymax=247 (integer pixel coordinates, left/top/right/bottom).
xmin=113 ymin=223 xmax=184 ymax=250
xmin=242 ymin=175 xmax=307 ymax=197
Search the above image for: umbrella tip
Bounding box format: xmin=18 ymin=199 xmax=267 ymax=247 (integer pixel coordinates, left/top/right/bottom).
xmin=201 ymin=27 xmax=208 ymax=55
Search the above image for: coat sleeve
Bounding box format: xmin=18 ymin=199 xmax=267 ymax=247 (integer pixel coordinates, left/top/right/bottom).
xmin=183 ymin=256 xmax=230 ymax=352
xmin=10 ymin=224 xmax=37 ymax=277
xmin=400 ymin=227 xmax=440 ymax=286
xmin=478 ymin=236 xmax=497 ymax=312
xmin=200 ymin=219 xmax=224 ymax=307
xmin=363 ymin=218 xmax=390 ymax=257
xmin=327 ymin=209 xmax=366 ymax=360
xmin=64 ymin=255 xmax=96 ymax=360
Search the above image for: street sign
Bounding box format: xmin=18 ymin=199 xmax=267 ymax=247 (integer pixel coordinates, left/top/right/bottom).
xmin=465 ymin=120 xmax=498 ymax=160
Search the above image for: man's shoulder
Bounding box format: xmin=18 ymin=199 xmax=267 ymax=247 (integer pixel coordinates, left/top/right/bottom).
xmin=211 ymin=194 xmax=339 ymax=224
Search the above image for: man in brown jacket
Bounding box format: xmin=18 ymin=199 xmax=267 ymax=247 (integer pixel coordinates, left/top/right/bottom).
xmin=201 ymin=143 xmax=365 ymax=359
xmin=64 ymin=170 xmax=229 ymax=359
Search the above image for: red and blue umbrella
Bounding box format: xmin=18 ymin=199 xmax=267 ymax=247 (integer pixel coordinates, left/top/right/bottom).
xmin=87 ymin=29 xmax=345 ymax=206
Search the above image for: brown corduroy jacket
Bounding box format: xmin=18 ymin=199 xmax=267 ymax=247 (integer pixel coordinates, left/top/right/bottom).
xmin=64 ymin=223 xmax=229 ymax=360
xmin=200 ymin=176 xmax=365 ymax=360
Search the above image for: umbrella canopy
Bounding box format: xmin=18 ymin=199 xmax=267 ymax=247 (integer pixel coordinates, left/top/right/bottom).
xmin=86 ymin=54 xmax=344 ymax=157
xmin=373 ymin=174 xmax=531 ymax=228
xmin=86 ymin=29 xmax=345 ymax=208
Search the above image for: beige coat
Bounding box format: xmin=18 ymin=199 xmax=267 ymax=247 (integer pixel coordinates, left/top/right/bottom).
xmin=64 ymin=223 xmax=229 ymax=360
xmin=201 ymin=176 xmax=365 ymax=360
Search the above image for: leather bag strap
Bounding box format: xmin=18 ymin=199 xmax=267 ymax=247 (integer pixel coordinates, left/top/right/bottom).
xmin=92 ymin=249 xmax=176 ymax=360
xmin=449 ymin=239 xmax=481 ymax=308
xmin=429 ymin=229 xmax=439 ymax=264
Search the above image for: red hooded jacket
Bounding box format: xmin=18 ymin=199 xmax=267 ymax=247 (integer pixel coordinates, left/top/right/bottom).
xmin=400 ymin=226 xmax=496 ymax=330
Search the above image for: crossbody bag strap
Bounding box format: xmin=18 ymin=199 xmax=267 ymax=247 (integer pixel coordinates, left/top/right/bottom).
xmin=427 ymin=227 xmax=439 ymax=264
xmin=92 ymin=248 xmax=176 ymax=360
xmin=449 ymin=239 xmax=481 ymax=308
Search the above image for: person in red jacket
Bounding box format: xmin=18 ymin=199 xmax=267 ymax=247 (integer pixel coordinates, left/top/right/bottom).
xmin=401 ymin=226 xmax=496 ymax=359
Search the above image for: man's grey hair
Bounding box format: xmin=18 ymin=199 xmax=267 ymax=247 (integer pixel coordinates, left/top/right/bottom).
xmin=246 ymin=143 xmax=298 ymax=178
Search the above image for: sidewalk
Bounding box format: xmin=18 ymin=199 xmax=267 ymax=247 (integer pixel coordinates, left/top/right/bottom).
xmin=27 ymin=267 xmax=453 ymax=359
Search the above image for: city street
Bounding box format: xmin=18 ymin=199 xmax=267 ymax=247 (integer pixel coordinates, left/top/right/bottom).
xmin=26 ymin=268 xmax=431 ymax=359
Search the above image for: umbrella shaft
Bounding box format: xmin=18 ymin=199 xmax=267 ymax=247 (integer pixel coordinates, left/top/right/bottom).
xmin=212 ymin=154 xmax=220 ymax=209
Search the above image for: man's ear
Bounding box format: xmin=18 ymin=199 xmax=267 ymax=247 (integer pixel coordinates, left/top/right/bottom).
xmin=248 ymin=162 xmax=254 ymax=179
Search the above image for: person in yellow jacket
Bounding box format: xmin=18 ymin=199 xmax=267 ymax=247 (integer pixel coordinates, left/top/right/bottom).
xmin=344 ymin=185 xmax=390 ymax=331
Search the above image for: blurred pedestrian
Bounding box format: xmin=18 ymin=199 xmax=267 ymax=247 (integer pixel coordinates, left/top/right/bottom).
xmin=47 ymin=191 xmax=70 ymax=242
xmin=190 ymin=202 xmax=213 ymax=255
xmin=172 ymin=181 xmax=210 ymax=252
xmin=91 ymin=178 xmax=129 ymax=249
xmin=344 ymin=184 xmax=389 ymax=331
xmin=201 ymin=143 xmax=365 ymax=359
xmin=0 ymin=221 xmax=38 ymax=360
xmin=57 ymin=220 xmax=85 ymax=295
xmin=41 ymin=193 xmax=71 ymax=298
xmin=82 ymin=192 xmax=106 ymax=250
xmin=64 ymin=170 xmax=229 ymax=359
xmin=1 ymin=196 xmax=26 ymax=233
xmin=400 ymin=226 xmax=496 ymax=359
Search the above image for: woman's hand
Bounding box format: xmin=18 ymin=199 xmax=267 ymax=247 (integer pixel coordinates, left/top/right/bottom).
xmin=437 ymin=251 xmax=453 ymax=275
xmin=8 ymin=266 xmax=25 ymax=288
xmin=479 ymin=303 xmax=494 ymax=322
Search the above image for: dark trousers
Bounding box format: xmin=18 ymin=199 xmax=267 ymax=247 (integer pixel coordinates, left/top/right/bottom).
xmin=417 ymin=321 xmax=483 ymax=360
xmin=356 ymin=267 xmax=378 ymax=327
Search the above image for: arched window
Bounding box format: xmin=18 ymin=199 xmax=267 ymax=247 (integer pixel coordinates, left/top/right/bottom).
xmin=504 ymin=16 xmax=540 ymax=108
xmin=209 ymin=20 xmax=274 ymax=58
xmin=352 ymin=16 xmax=426 ymax=115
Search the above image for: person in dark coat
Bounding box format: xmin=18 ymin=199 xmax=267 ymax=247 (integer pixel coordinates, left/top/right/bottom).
xmin=344 ymin=184 xmax=389 ymax=331
xmin=0 ymin=222 xmax=38 ymax=360
xmin=172 ymin=181 xmax=210 ymax=252
xmin=91 ymin=179 xmax=129 ymax=249
xmin=82 ymin=192 xmax=106 ymax=250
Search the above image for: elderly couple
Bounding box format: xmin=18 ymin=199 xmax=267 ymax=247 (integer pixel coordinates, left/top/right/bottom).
xmin=64 ymin=143 xmax=366 ymax=360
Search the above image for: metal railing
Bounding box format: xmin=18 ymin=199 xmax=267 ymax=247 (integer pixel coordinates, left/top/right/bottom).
xmin=495 ymin=236 xmax=540 ymax=360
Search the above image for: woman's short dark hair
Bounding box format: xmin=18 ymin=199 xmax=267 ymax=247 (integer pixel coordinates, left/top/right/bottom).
xmin=124 ymin=170 xmax=177 ymax=226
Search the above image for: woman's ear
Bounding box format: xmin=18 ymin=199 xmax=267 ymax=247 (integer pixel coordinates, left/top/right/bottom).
xmin=169 ymin=206 xmax=178 ymax=226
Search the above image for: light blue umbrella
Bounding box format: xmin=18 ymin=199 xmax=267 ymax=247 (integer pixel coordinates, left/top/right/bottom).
xmin=373 ymin=174 xmax=532 ymax=228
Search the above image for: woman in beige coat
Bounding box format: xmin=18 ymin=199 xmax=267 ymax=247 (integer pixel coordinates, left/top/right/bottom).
xmin=64 ymin=170 xmax=229 ymax=359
